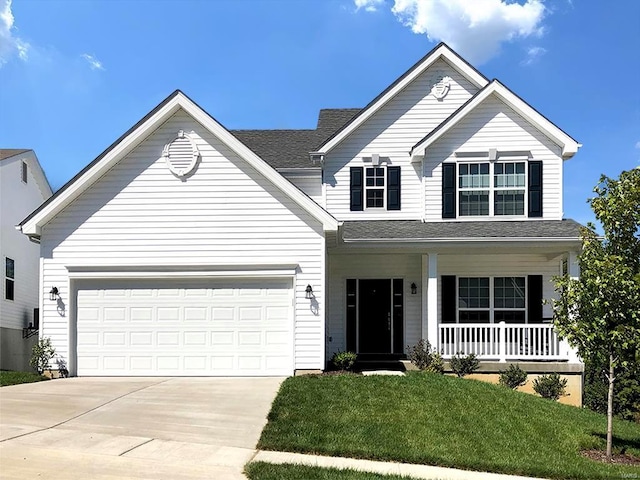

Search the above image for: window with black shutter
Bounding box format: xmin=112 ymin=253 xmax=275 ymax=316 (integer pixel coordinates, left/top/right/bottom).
xmin=350 ymin=167 xmax=363 ymax=211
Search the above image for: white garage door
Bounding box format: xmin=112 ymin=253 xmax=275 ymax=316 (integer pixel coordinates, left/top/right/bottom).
xmin=75 ymin=279 xmax=293 ymax=376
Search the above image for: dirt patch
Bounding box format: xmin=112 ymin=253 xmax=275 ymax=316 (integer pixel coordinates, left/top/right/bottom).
xmin=581 ymin=449 xmax=640 ymax=466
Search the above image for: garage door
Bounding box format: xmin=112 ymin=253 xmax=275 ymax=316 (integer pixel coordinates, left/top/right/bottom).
xmin=75 ymin=279 xmax=293 ymax=376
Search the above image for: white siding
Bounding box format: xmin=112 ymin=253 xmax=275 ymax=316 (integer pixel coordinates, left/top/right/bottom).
xmin=424 ymin=96 xmax=564 ymax=221
xmin=0 ymin=153 xmax=51 ymax=331
xmin=327 ymin=253 xmax=422 ymax=358
xmin=39 ymin=109 xmax=326 ymax=371
xmin=438 ymin=253 xmax=562 ymax=321
xmin=324 ymin=59 xmax=479 ymax=221
xmin=283 ymin=174 xmax=324 ymax=206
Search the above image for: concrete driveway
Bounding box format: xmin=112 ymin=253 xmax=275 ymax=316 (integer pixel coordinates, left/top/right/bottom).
xmin=0 ymin=377 xmax=284 ymax=479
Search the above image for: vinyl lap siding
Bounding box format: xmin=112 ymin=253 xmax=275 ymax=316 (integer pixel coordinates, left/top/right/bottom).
xmin=424 ymin=97 xmax=564 ymax=221
xmin=325 ymin=60 xmax=479 ymax=221
xmin=40 ymin=109 xmax=326 ymax=370
xmin=437 ymin=253 xmax=562 ymax=322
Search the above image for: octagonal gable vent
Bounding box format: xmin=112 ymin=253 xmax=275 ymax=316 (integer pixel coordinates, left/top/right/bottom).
xmin=162 ymin=130 xmax=200 ymax=177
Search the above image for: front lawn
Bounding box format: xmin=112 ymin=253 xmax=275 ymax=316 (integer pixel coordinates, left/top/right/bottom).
xmin=258 ymin=372 xmax=640 ymax=480
xmin=0 ymin=370 xmax=48 ymax=387
xmin=245 ymin=462 xmax=411 ymax=480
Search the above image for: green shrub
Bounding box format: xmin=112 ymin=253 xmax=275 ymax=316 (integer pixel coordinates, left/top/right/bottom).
xmin=407 ymin=340 xmax=444 ymax=373
xmin=499 ymin=364 xmax=528 ymax=389
xmin=533 ymin=373 xmax=567 ymax=401
xmin=449 ymin=352 xmax=480 ymax=377
xmin=331 ymin=351 xmax=357 ymax=371
xmin=30 ymin=337 xmax=56 ymax=375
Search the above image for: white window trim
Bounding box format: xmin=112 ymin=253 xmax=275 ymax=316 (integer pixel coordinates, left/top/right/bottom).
xmin=457 ymin=159 xmax=529 ymax=218
xmin=365 ymin=166 xmax=386 ymax=210
xmin=457 ymin=276 xmax=528 ymax=324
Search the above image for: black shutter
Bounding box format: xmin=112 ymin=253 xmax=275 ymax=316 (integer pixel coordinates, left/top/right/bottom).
xmin=441 ymin=275 xmax=456 ymax=323
xmin=442 ymin=163 xmax=456 ymax=218
xmin=387 ymin=166 xmax=401 ymax=210
xmin=350 ymin=167 xmax=363 ymax=211
xmin=528 ymin=161 xmax=543 ymax=217
xmin=346 ymin=279 xmax=357 ymax=351
xmin=527 ymin=275 xmax=543 ymax=323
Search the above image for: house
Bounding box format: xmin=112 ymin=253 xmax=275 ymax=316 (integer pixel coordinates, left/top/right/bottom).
xmin=1 ymin=149 xmax=53 ymax=371
xmin=19 ymin=44 xmax=583 ymax=399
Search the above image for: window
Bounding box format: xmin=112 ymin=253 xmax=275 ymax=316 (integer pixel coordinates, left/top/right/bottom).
xmin=443 ymin=161 xmax=541 ymax=218
xmin=350 ymin=166 xmax=401 ymax=211
xmin=457 ymin=276 xmax=526 ymax=323
xmin=365 ymin=167 xmax=385 ymax=208
xmin=5 ymin=258 xmax=14 ymax=301
xmin=21 ymin=161 xmax=28 ymax=183
xmin=459 ymin=163 xmax=489 ymax=216
xmin=494 ymin=162 xmax=525 ymax=215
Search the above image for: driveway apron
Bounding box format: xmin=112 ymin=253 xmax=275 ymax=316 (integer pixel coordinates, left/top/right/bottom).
xmin=0 ymin=377 xmax=283 ymax=479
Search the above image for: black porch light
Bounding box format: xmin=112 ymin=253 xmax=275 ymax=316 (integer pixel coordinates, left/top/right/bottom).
xmin=410 ymin=282 xmax=417 ymax=295
xmin=305 ymin=284 xmax=313 ymax=299
xmin=49 ymin=286 xmax=59 ymax=301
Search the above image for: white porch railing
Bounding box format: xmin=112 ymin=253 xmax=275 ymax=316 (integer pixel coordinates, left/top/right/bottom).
xmin=438 ymin=322 xmax=571 ymax=361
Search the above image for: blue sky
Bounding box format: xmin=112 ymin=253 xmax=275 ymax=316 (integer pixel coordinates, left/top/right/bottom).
xmin=1 ymin=0 xmax=638 ymax=226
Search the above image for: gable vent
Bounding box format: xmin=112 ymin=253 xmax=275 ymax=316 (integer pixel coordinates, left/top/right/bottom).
xmin=163 ymin=130 xmax=200 ymax=177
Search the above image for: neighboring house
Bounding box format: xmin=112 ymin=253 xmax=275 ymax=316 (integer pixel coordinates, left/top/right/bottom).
xmin=1 ymin=149 xmax=53 ymax=370
xmin=19 ymin=44 xmax=583 ymax=392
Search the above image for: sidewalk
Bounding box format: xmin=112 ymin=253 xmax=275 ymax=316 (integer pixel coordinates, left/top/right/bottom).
xmin=252 ymin=450 xmax=549 ymax=480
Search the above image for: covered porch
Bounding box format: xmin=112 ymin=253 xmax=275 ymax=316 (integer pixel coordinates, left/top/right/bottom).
xmin=326 ymin=220 xmax=583 ymax=365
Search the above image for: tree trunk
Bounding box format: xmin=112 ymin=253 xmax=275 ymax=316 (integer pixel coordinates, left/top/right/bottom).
xmin=606 ymin=352 xmax=615 ymax=461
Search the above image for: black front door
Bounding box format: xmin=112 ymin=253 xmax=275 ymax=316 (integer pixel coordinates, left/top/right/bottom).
xmin=358 ymin=279 xmax=392 ymax=353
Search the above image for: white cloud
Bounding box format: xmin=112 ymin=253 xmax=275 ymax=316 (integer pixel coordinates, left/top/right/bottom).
xmin=81 ymin=53 xmax=105 ymax=71
xmin=635 ymin=141 xmax=640 ymax=149
xmin=0 ymin=0 xmax=30 ymax=67
xmin=521 ymin=46 xmax=547 ymax=65
xmin=354 ymin=0 xmax=386 ymax=13
xmin=388 ymin=0 xmax=546 ymax=64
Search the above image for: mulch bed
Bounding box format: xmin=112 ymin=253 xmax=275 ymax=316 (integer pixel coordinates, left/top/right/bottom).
xmin=581 ymin=449 xmax=640 ymax=466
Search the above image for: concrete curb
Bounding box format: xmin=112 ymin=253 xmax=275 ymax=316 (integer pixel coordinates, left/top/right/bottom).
xmin=252 ymin=450 xmax=550 ymax=480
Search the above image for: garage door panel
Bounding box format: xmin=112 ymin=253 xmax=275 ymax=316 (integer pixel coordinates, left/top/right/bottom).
xmin=76 ymin=279 xmax=293 ymax=376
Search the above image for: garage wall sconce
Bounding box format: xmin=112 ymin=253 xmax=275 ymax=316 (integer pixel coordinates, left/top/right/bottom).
xmin=305 ymin=284 xmax=314 ymax=299
xmin=410 ymin=283 xmax=417 ymax=295
xmin=49 ymin=286 xmax=59 ymax=301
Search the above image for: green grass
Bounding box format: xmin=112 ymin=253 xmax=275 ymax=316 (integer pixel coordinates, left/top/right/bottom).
xmin=258 ymin=372 xmax=640 ymax=480
xmin=245 ymin=462 xmax=412 ymax=480
xmin=0 ymin=370 xmax=48 ymax=387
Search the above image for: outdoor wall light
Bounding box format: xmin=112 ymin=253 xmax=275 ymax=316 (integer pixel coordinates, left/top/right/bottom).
xmin=410 ymin=282 xmax=417 ymax=295
xmin=49 ymin=286 xmax=59 ymax=301
xmin=305 ymin=284 xmax=313 ymax=299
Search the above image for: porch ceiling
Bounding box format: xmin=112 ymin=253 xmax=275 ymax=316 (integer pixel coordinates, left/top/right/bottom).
xmin=341 ymin=219 xmax=583 ymax=242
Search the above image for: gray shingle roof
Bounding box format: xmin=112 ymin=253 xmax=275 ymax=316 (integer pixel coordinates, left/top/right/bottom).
xmin=0 ymin=149 xmax=30 ymax=161
xmin=342 ymin=219 xmax=584 ymax=241
xmin=231 ymin=108 xmax=361 ymax=169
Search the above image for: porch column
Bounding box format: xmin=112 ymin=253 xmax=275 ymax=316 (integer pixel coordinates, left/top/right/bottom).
xmin=565 ymin=250 xmax=582 ymax=363
xmin=426 ymin=253 xmax=438 ymax=349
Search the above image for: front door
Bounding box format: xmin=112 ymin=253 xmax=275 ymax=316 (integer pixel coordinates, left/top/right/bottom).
xmin=358 ymin=279 xmax=392 ymax=354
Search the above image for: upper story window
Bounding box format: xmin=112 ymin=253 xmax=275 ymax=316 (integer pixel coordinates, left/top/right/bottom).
xmin=350 ymin=165 xmax=401 ymax=211
xmin=442 ymin=160 xmax=542 ymax=219
xmin=5 ymin=257 xmax=14 ymax=301
xmin=21 ymin=161 xmax=28 ymax=183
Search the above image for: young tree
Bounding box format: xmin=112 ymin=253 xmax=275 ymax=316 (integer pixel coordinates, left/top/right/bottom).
xmin=551 ymin=168 xmax=640 ymax=461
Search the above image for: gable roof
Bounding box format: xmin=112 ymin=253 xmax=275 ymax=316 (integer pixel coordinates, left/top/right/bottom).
xmin=411 ymin=80 xmax=581 ymax=159
xmin=0 ymin=149 xmax=30 ymax=161
xmin=20 ymin=91 xmax=339 ymax=236
xmin=231 ymin=109 xmax=360 ymax=169
xmin=315 ymin=43 xmax=489 ymax=154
